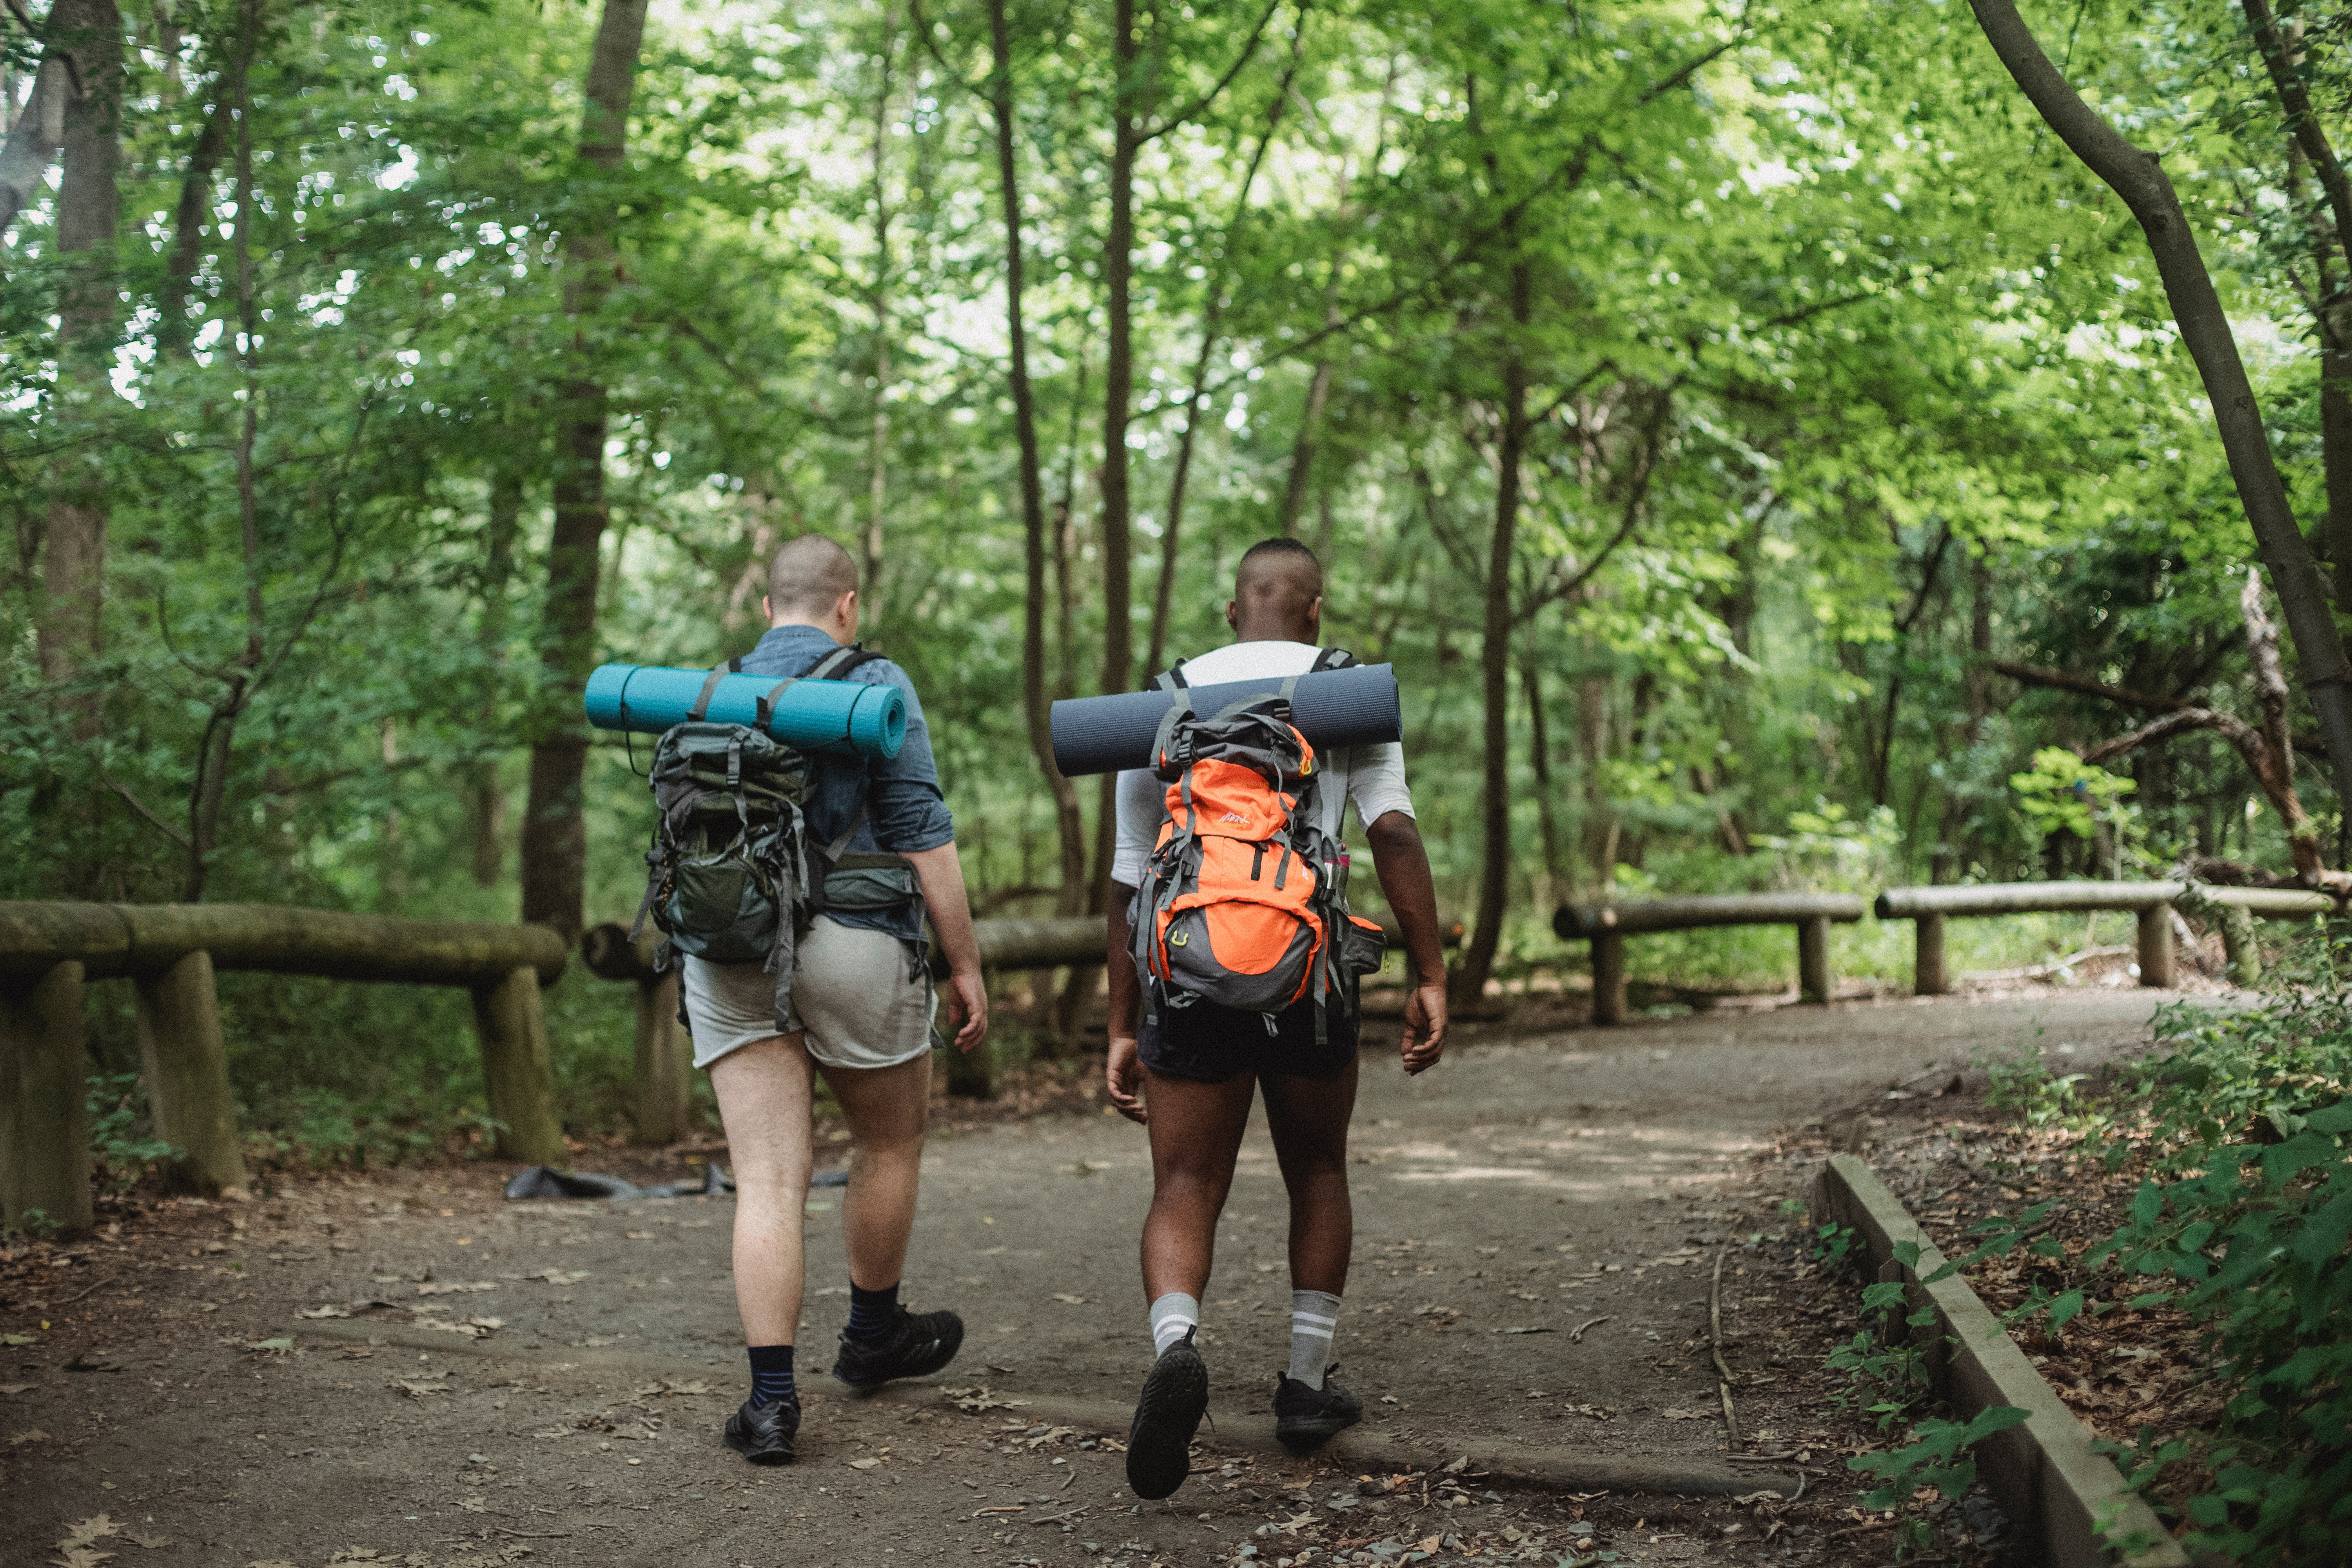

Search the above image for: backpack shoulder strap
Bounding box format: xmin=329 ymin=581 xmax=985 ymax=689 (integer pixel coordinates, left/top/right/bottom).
xmin=1311 ymin=646 xmax=1358 ymax=673
xmin=1151 ymin=657 xmax=1190 ymax=694
xmin=808 ymin=643 xmax=886 ymax=682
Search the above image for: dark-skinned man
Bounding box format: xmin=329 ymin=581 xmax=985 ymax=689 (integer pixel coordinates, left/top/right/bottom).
xmin=1104 ymin=537 xmax=1451 ymax=1499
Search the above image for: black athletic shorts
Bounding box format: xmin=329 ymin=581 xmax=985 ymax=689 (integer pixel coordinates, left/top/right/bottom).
xmin=1138 ymin=989 xmax=1360 ymax=1084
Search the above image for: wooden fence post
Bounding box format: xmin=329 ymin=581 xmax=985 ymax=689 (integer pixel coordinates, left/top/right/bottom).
xmin=1914 ymin=913 xmax=1949 ymax=997
xmin=631 ymin=970 xmax=690 ymax=1146
xmin=134 ymin=949 xmax=251 ymax=1198
xmin=2136 ymin=904 xmax=2177 ymax=989
xmin=1 ymin=962 xmax=94 ymax=1235
xmin=471 ymin=967 xmax=566 ymax=1164
xmin=1590 ymin=933 xmax=1627 ymax=1025
xmin=1797 ymin=916 xmax=1833 ymax=1004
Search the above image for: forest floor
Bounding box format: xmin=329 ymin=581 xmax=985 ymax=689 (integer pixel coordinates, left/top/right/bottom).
xmin=2 ymin=980 xmax=2199 ymax=1568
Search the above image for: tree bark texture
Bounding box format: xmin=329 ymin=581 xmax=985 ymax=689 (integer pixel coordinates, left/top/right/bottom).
xmin=0 ymin=45 xmax=69 ymax=240
xmin=522 ymin=0 xmax=649 ymax=940
xmin=36 ymin=0 xmax=124 ymax=734
xmin=1455 ymin=259 xmax=1534 ymax=1003
xmin=1968 ymin=0 xmax=2352 ymax=802
xmin=988 ymin=0 xmax=1087 ymax=912
xmin=0 ymin=962 xmax=94 ymax=1235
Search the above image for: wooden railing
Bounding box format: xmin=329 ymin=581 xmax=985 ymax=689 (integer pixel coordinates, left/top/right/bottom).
xmin=1 ymin=902 xmax=566 ymax=1234
xmin=1875 ymin=881 xmax=2336 ymax=994
xmin=1553 ymin=893 xmax=1870 ymax=1025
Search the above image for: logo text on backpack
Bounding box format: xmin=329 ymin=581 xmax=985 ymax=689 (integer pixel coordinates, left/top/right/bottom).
xmin=1219 ymin=812 xmax=1250 ymax=824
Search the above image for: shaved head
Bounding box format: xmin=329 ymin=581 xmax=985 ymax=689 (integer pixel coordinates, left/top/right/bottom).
xmin=1231 ymin=537 xmax=1324 ymax=639
xmin=766 ymin=534 xmax=859 ymax=622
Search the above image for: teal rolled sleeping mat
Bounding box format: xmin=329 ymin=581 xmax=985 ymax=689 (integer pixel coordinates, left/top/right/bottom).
xmin=583 ymin=663 xmax=907 ymax=759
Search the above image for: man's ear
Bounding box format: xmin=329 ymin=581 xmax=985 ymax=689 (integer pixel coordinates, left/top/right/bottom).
xmin=761 ymin=593 xmax=773 ymax=623
xmin=837 ymin=588 xmax=860 ymax=628
xmin=1307 ymin=594 xmax=1323 ymax=632
xmin=1225 ymin=598 xmax=1240 ymax=631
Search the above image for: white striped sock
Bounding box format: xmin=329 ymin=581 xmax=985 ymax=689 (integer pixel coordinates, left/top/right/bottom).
xmin=1289 ymin=1289 xmax=1342 ymax=1388
xmin=1149 ymin=1292 xmax=1200 ymax=1359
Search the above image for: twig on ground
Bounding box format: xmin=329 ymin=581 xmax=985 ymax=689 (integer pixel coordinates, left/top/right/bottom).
xmin=57 ymin=1273 xmax=120 ymax=1305
xmin=1569 ymin=1314 xmax=1612 ymax=1343
xmin=1028 ymin=1505 xmax=1092 ymax=1526
xmin=1710 ymin=1244 xmax=1741 ymax=1449
xmin=492 ymin=1529 xmax=571 ymax=1539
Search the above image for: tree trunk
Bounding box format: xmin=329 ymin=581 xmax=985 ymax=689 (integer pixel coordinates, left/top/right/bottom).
xmin=1275 ymin=358 xmax=1334 ymax=538
xmin=1093 ymin=0 xmax=1142 ymax=913
xmin=1522 ymin=645 xmax=1564 ymax=907
xmin=988 ymin=0 xmax=1085 ymax=909
xmin=864 ymin=10 xmax=895 ymax=628
xmin=521 ymin=0 xmax=649 ymax=940
xmin=36 ymin=0 xmax=123 ymax=717
xmin=0 ymin=47 xmax=69 ymax=240
xmin=472 ymin=465 xmax=522 ymax=887
xmin=157 ymin=91 xmax=229 ymax=359
xmin=1456 ymin=258 xmax=1534 ymax=1004
xmin=1969 ymin=0 xmax=2352 ymax=801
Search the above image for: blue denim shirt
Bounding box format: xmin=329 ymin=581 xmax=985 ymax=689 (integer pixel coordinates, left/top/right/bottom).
xmin=735 ymin=624 xmax=954 ymax=943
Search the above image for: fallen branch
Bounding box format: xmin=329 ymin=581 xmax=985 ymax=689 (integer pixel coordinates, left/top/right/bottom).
xmin=1709 ymin=1245 xmax=1740 ymax=1450
xmin=1958 ymin=944 xmax=2134 ymax=984
xmin=1569 ymin=1314 xmax=1612 ymax=1344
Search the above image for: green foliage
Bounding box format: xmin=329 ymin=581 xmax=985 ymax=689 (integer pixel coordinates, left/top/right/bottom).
xmin=2009 ymin=750 xmax=2140 ymax=847
xmin=85 ymin=1071 xmax=179 ymax=1187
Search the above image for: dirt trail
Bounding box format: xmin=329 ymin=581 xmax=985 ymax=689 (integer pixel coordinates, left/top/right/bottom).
xmin=1 ymin=990 xmax=2179 ymax=1568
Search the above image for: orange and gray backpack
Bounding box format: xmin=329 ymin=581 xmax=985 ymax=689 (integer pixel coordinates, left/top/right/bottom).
xmin=1128 ymin=651 xmax=1389 ymax=1043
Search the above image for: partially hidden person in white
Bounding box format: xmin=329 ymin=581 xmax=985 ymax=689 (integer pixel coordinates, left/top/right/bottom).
xmin=686 ymin=533 xmax=989 ymax=1465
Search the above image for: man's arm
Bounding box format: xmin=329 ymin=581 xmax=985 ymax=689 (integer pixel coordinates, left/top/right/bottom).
xmin=904 ymin=842 xmax=988 ymax=1052
xmin=1365 ymin=809 xmax=1448 ymax=1073
xmin=1104 ymin=883 xmax=1147 ymax=1122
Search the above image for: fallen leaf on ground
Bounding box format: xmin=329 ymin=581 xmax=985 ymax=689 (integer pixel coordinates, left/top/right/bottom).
xmin=846 ymin=1458 xmax=881 ymax=1470
xmin=1049 ymin=1293 xmax=1086 ymax=1305
xmin=11 ymin=1428 xmax=51 ymax=1445
xmin=1660 ymin=1408 xmax=1706 ymax=1420
xmin=61 ymin=1516 xmax=123 ymax=1548
xmin=54 ymin=1549 xmax=113 ymax=1568
xmin=241 ymin=1338 xmax=294 ymax=1355
xmin=415 ymin=1281 xmax=498 ymax=1296
xmin=298 ymin=1305 xmax=352 ymax=1319
xmin=0 ymin=1333 xmax=37 ymax=1346
xmin=390 ymin=1377 xmax=452 ymax=1397
xmin=0 ymin=1384 xmax=31 ymax=1395
xmin=941 ymin=1386 xmax=1029 ymax=1413
xmin=1497 ymin=1326 xmax=1554 ymax=1335
xmin=621 ymin=1232 xmax=654 ymax=1240
xmin=526 ymin=1269 xmax=588 ymax=1285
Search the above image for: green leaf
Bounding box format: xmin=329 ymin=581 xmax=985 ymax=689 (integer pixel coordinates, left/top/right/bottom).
xmin=2132 ymin=1180 xmax=2163 ymax=1229
xmin=2047 ymin=1290 xmax=2087 ymax=1332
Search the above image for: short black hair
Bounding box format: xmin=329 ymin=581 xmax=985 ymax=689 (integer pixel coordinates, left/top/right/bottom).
xmin=1238 ymin=537 xmax=1321 ymax=577
xmin=766 ymin=534 xmax=859 ymax=619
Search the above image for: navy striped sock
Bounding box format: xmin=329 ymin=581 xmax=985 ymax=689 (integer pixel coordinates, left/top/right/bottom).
xmin=846 ymin=1281 xmax=901 ymax=1343
xmin=747 ymin=1343 xmax=795 ymax=1408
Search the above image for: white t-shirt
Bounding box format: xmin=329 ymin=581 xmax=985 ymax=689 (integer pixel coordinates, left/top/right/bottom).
xmin=1110 ymin=640 xmax=1415 ymax=888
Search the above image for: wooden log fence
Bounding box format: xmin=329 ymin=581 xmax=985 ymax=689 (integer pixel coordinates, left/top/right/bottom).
xmin=1874 ymin=882 xmax=2336 ymax=996
xmin=1552 ymin=894 xmax=1870 ymax=1025
xmin=1 ymin=902 xmax=568 ymax=1235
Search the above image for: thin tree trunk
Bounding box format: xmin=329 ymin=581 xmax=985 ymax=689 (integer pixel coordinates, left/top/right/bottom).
xmin=1275 ymin=358 xmax=1334 ymax=538
xmin=0 ymin=50 xmax=69 ymax=241
xmin=472 ymin=465 xmax=522 ymax=887
xmin=521 ymin=0 xmax=649 ymax=940
xmin=1970 ymin=0 xmax=2352 ymax=800
xmin=157 ymin=91 xmax=228 ymax=358
xmin=987 ymin=0 xmax=1085 ymax=909
xmin=1456 ymin=258 xmax=1534 ymax=1004
xmin=864 ymin=9 xmax=895 ymax=626
xmin=1522 ymin=646 xmax=1564 ymax=905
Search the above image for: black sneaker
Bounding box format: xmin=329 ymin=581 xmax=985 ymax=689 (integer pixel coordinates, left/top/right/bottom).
xmin=830 ymin=1305 xmax=965 ymax=1391
xmin=1126 ymin=1329 xmax=1210 ymax=1501
xmin=1272 ymin=1367 xmax=1362 ymax=1454
xmin=723 ymin=1395 xmax=800 ymax=1465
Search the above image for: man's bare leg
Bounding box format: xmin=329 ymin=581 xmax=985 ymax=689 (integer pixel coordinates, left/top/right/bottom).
xmin=709 ymin=1033 xmax=818 ymax=1346
xmin=816 ymin=1050 xmax=933 ymax=1291
xmin=1139 ymin=1066 xmax=1259 ymax=1303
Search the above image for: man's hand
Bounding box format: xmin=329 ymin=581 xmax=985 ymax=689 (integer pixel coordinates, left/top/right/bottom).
xmin=942 ymin=968 xmax=988 ymax=1053
xmin=1401 ymin=980 xmax=1448 ymax=1074
xmin=1105 ymin=1033 xmax=1147 ymax=1123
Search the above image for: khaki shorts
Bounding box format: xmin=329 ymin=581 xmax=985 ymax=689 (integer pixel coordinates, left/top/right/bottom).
xmin=681 ymin=916 xmax=936 ymax=1072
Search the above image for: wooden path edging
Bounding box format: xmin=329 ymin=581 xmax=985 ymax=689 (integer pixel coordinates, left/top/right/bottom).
xmin=291 ymin=1317 xmax=1800 ymax=1498
xmin=1809 ymin=1154 xmax=2188 ymax=1567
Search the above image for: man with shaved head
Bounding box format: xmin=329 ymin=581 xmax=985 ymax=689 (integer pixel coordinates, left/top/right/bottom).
xmin=1103 ymin=536 xmax=1450 ymax=1496
xmin=686 ymin=532 xmax=989 ymax=1465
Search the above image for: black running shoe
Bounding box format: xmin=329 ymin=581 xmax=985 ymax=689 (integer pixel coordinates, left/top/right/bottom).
xmin=723 ymin=1395 xmax=800 ymax=1465
xmin=830 ymin=1304 xmax=965 ymax=1391
xmin=1126 ymin=1329 xmax=1210 ymax=1500
xmin=1272 ymin=1367 xmax=1362 ymax=1454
